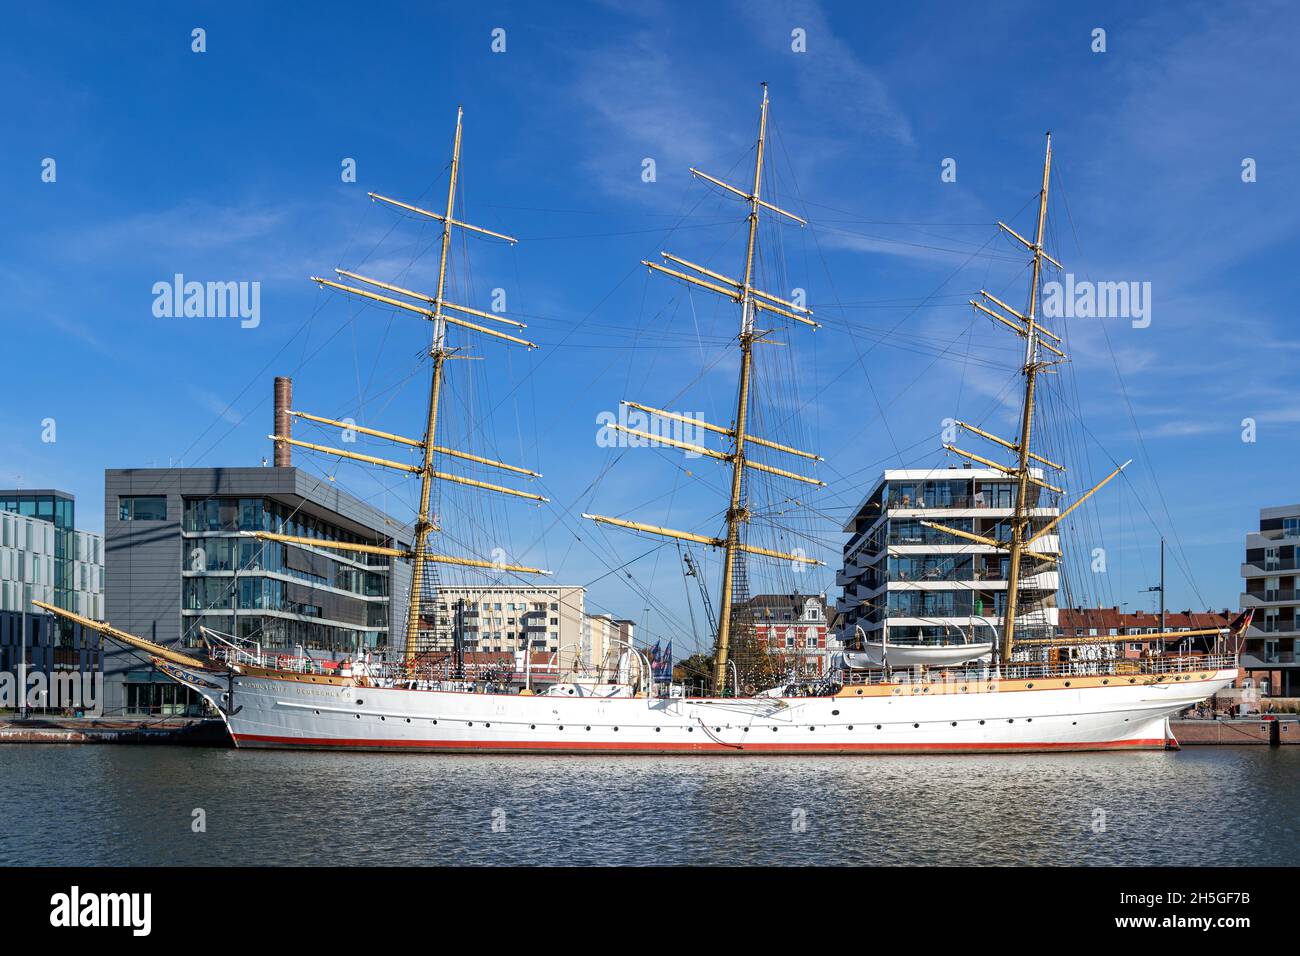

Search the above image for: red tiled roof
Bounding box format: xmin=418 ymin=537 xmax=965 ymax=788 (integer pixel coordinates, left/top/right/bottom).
xmin=1057 ymin=607 xmax=1233 ymax=630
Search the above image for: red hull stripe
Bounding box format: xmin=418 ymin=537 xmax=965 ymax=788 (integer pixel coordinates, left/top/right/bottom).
xmin=232 ymin=733 xmax=1167 ymax=753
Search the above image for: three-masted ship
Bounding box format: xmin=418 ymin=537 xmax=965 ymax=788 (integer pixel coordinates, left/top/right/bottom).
xmin=38 ymin=88 xmax=1244 ymax=753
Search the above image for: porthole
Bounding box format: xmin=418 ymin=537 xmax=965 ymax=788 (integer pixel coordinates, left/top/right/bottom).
xmin=380 ymin=716 xmax=385 ymax=721
xmin=314 ymin=710 xmax=319 ymax=715
xmin=485 ymin=722 xmax=491 ymax=728
xmin=1064 ymin=681 xmax=1071 ymax=687
xmin=1072 ymin=721 xmax=1077 ymax=726
xmin=912 ymin=723 xmax=919 ymax=729
xmin=468 ymin=722 xmax=474 ymax=727
xmin=613 ymin=727 xmax=619 ymax=732
xmin=809 ymin=726 xmax=816 ymax=732
xmin=432 ymin=719 xmax=437 ymax=725
xmin=530 ymin=724 xmax=536 ymax=729
xmin=1007 ymin=719 xmax=1014 ymax=724
xmin=875 ymin=724 xmax=882 ymax=730
xmin=585 ymin=726 xmax=591 ymax=731
xmin=688 ymin=727 xmax=694 ymax=732
xmin=772 ymin=727 xmax=778 ymax=732
xmin=951 ymin=721 xmax=957 ymax=727
xmin=847 ymin=725 xmax=854 ymax=730
xmin=979 ymin=720 xmax=985 ymax=725
xmin=655 ymin=727 xmax=661 ymax=732
xmin=558 ymin=725 xmax=564 ymax=730
xmin=832 ymin=710 xmax=840 ymax=716
xmin=405 ymin=718 xmax=410 ymax=723
xmin=1103 ymin=679 xmax=1110 ymax=685
xmin=355 ymin=714 xmax=361 ymax=719
xmin=1027 ymin=683 xmax=1034 ymax=689
xmin=714 ymin=727 xmax=721 ymax=733
xmin=1027 ymin=718 xmax=1032 ymax=723
xmin=855 ymin=689 xmax=863 ymax=696
xmin=356 ymin=699 xmax=363 ymax=705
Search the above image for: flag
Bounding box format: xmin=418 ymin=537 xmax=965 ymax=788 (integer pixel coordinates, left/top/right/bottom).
xmin=653 ymin=641 xmax=673 ymax=681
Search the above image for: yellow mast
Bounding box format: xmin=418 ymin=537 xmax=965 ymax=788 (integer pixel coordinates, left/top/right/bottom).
xmin=268 ymin=107 xmax=548 ymax=669
xmin=406 ymin=108 xmax=463 ymax=663
xmin=998 ymin=133 xmax=1053 ymax=664
xmin=583 ymin=84 xmax=823 ymax=694
xmin=923 ymin=134 xmax=1139 ymax=666
xmin=713 ymin=84 xmax=769 ymax=695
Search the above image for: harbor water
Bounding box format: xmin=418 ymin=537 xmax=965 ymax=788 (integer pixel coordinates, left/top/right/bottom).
xmin=1 ymin=745 xmax=1296 ymax=866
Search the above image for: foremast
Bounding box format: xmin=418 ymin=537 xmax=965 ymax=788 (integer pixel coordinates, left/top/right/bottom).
xmin=262 ymin=107 xmax=550 ymax=667
xmin=583 ymin=84 xmax=824 ymax=694
xmin=924 ymin=133 xmax=1128 ymax=664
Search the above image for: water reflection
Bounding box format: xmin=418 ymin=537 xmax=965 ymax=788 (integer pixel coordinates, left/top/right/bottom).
xmin=0 ymin=747 xmax=1294 ymax=866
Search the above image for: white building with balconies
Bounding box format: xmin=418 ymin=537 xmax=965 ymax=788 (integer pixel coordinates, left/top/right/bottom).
xmin=836 ymin=467 xmax=1060 ymax=651
xmin=1240 ymin=504 xmax=1300 ymax=697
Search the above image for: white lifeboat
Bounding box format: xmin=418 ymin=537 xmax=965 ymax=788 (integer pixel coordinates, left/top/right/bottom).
xmin=839 ymin=639 xmax=993 ymax=669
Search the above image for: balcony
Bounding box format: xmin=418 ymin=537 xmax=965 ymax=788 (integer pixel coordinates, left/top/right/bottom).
xmin=1242 ymin=559 xmax=1297 ymax=576
xmin=1241 ymin=589 xmax=1300 ymax=608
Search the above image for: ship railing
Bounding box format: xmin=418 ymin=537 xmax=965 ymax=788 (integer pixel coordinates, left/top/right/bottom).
xmin=836 ymin=653 xmax=1237 ymax=687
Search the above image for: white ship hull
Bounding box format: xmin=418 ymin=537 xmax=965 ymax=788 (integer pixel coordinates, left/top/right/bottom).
xmin=169 ymin=662 xmax=1238 ymax=755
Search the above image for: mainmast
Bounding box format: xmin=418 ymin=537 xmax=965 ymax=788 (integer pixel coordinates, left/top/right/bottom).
xmin=583 ymin=84 xmax=824 ymax=694
xmin=261 ymin=107 xmax=550 ymax=667
xmin=924 ymin=133 xmax=1128 ymax=664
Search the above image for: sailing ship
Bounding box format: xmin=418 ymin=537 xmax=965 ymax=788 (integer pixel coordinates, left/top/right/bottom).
xmin=37 ymin=87 xmax=1245 ymax=753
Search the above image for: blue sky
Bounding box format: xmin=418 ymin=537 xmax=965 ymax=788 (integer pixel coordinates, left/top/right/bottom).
xmin=3 ymin=1 xmax=1298 ymax=651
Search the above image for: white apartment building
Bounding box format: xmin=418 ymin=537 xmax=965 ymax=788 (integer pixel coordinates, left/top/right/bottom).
xmin=836 ymin=468 xmax=1060 ymax=648
xmin=420 ymin=585 xmax=586 ymax=656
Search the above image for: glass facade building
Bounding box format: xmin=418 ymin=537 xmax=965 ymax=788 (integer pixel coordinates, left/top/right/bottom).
xmin=103 ymin=467 xmax=412 ymax=715
xmin=0 ymin=489 xmax=103 ymax=637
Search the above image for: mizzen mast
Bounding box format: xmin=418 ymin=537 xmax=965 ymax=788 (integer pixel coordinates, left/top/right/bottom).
xmin=261 ymin=107 xmax=549 ymax=667
xmin=923 ymin=133 xmax=1129 ymax=664
xmin=583 ymin=84 xmax=823 ymax=694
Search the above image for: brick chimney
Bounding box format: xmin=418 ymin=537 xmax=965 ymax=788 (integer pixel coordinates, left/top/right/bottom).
xmin=273 ymin=376 xmax=292 ymax=467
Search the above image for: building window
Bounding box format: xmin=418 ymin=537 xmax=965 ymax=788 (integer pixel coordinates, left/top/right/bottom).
xmin=119 ymin=496 xmax=167 ymax=521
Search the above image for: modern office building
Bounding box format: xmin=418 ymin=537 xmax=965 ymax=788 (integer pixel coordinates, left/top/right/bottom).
xmin=0 ymin=490 xmax=105 ymax=710
xmin=836 ymin=467 xmax=1060 ymax=650
xmin=1240 ymin=504 xmax=1300 ymax=697
xmin=737 ymin=592 xmax=832 ymax=676
xmin=103 ymin=467 xmax=412 ymax=714
xmin=0 ymin=489 xmax=104 ymax=621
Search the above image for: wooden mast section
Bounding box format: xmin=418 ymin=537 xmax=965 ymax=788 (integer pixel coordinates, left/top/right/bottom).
xmin=921 ymin=133 xmax=1134 ymax=665
xmin=266 ymin=107 xmax=548 ymax=668
xmin=582 ymin=84 xmax=823 ymax=694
